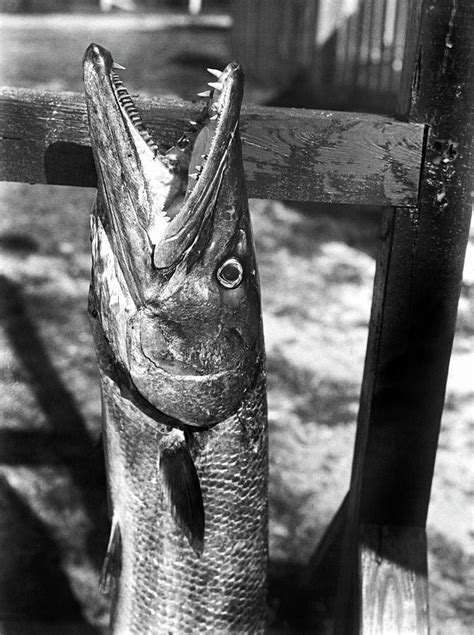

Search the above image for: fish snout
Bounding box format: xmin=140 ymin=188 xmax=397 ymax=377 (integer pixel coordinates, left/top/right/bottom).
xmin=83 ymin=43 xmax=111 ymax=71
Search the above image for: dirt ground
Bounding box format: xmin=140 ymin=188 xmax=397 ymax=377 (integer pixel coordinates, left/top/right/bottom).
xmin=0 ymin=11 xmax=473 ymax=634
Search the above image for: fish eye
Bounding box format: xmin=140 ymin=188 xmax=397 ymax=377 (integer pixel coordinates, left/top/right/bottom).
xmin=216 ymin=257 xmax=243 ymax=289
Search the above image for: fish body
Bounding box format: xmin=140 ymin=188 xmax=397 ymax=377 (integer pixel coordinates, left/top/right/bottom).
xmin=83 ymin=44 xmax=267 ymax=633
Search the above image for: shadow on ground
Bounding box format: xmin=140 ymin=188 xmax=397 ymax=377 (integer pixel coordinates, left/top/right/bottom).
xmin=0 ymin=276 xmax=108 ymax=565
xmin=0 ymin=475 xmax=100 ymax=634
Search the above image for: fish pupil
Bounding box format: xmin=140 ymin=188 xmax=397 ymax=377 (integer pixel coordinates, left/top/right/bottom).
xmin=222 ymin=263 xmax=239 ymax=281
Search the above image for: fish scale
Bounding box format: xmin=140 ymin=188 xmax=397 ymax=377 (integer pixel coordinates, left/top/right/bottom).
xmin=100 ymin=371 xmax=267 ymax=633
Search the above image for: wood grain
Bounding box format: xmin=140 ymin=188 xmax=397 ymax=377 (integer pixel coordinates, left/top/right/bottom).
xmin=359 ymin=525 xmax=429 ymax=635
xmin=0 ymin=86 xmax=424 ymax=206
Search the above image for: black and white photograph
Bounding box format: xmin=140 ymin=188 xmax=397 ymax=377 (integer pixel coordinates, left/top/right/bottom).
xmin=0 ymin=1 xmax=472 ymax=633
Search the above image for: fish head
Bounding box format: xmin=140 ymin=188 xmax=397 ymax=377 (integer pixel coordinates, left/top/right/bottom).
xmin=84 ymin=44 xmax=263 ymax=428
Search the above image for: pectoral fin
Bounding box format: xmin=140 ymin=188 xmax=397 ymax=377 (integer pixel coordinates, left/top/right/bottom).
xmin=159 ymin=430 xmax=204 ymax=556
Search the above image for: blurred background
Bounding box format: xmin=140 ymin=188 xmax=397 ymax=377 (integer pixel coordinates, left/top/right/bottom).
xmin=0 ymin=0 xmax=473 ymax=633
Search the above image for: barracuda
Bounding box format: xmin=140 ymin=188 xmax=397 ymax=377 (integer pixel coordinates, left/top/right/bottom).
xmin=83 ymin=43 xmax=268 ymax=633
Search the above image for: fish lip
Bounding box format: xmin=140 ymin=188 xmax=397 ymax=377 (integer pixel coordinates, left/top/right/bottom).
xmin=83 ymin=42 xmax=245 ymax=274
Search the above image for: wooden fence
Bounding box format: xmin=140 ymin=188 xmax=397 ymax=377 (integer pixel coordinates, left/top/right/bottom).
xmin=1 ymin=0 xmax=472 ymax=631
xmin=232 ymin=0 xmax=411 ymax=112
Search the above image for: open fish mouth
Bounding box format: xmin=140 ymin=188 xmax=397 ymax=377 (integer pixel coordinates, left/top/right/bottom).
xmin=83 ymin=43 xmax=244 ymax=273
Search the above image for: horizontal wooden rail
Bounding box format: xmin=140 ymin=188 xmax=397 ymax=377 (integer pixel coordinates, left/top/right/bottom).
xmin=0 ymin=87 xmax=424 ymax=206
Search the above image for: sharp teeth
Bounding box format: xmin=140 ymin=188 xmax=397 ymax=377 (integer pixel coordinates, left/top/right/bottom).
xmin=197 ymin=90 xmax=211 ymax=98
xmin=208 ymin=82 xmax=224 ymax=91
xmin=112 ymin=62 xmax=126 ymax=70
xmin=201 ymin=154 xmax=207 ymax=159
xmin=195 ymin=165 xmax=202 ymax=172
xmin=209 ymin=114 xmax=218 ymax=120
xmin=207 ymin=68 xmax=222 ymax=78
xmin=190 ymin=172 xmax=199 ymax=180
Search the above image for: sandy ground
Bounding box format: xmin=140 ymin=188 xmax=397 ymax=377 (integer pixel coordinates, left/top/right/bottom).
xmin=0 ymin=12 xmax=473 ymax=633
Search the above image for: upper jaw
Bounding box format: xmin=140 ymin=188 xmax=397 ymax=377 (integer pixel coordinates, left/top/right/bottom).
xmin=83 ymin=43 xmax=245 ymax=282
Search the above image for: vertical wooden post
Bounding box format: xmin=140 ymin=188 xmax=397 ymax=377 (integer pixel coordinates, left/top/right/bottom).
xmin=335 ymin=0 xmax=473 ymax=632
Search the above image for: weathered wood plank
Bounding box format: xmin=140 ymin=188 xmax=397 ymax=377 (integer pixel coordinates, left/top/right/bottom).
xmin=0 ymin=86 xmax=424 ymax=205
xmin=359 ymin=525 xmax=429 ymax=635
